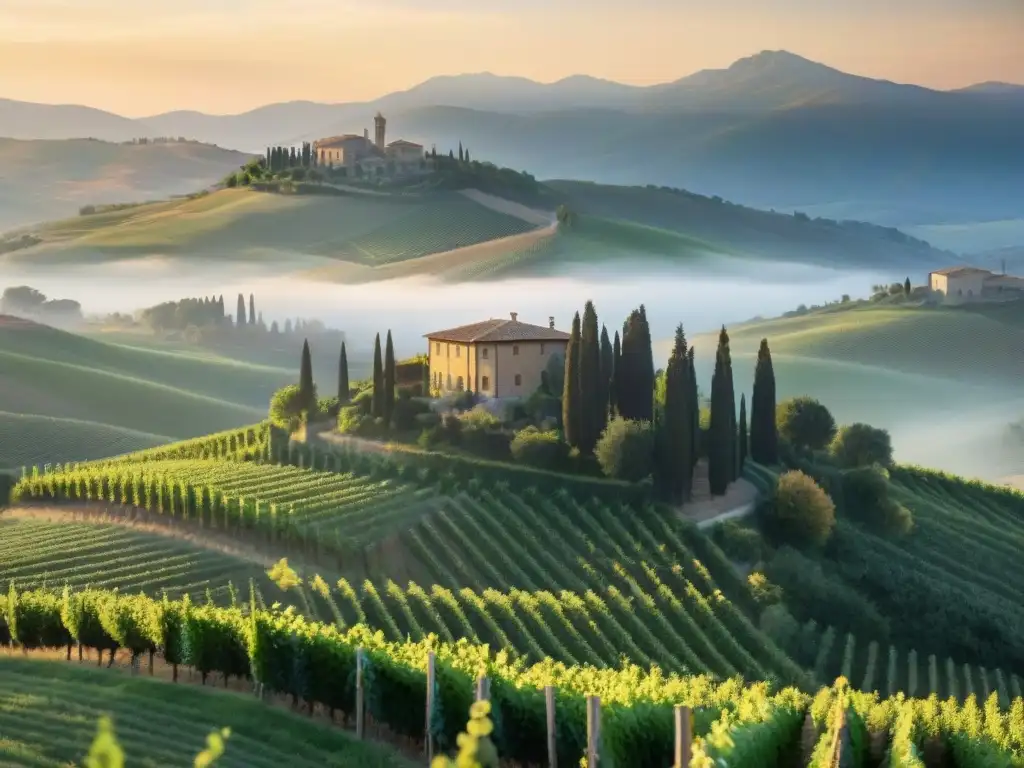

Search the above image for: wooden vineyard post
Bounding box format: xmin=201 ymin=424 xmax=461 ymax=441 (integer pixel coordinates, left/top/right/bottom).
xmin=476 ymin=675 xmax=490 ymax=702
xmin=355 ymin=647 xmax=365 ymax=740
xmin=545 ymin=685 xmax=557 ymax=768
xmin=425 ymin=651 xmax=436 ymax=763
xmin=587 ymin=695 xmax=600 ymax=767
xmin=675 ymin=706 xmax=692 ymax=768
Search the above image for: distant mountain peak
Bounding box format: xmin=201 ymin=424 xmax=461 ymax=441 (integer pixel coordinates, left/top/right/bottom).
xmin=730 ymin=49 xmax=826 ymax=69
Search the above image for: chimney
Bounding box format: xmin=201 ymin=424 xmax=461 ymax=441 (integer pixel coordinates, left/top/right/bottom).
xmin=549 ymin=316 xmax=555 ymax=329
xmin=510 ymin=312 xmax=518 ymax=322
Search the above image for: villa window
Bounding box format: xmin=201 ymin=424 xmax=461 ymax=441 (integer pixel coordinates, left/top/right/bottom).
xmin=482 ymin=348 xmax=489 ymax=359
xmin=514 ymin=374 xmax=522 ymax=386
xmin=435 ymin=342 xmax=441 ymax=354
xmin=512 ymin=345 xmax=519 ymax=356
xmin=540 ymin=343 xmax=545 ymax=354
xmin=447 ymin=374 xmax=452 ymax=390
xmin=482 ymin=376 xmax=490 ymax=391
xmin=456 ymin=376 xmax=464 ymax=391
xmin=455 ymin=346 xmax=461 ymax=358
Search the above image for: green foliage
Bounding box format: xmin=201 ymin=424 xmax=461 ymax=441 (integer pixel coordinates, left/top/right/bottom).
xmin=712 ymin=520 xmax=765 ymax=563
xmin=708 ymin=326 xmax=738 ymax=495
xmin=840 ymin=465 xmax=913 ymax=537
xmin=776 ymin=397 xmax=837 ymax=451
xmin=830 ymin=423 xmax=894 ymax=468
xmin=766 ymin=470 xmax=836 ymax=548
xmin=510 ymin=426 xmax=568 ymax=469
xmin=269 ymin=385 xmax=307 ymax=433
xmin=562 ymin=312 xmax=582 ymax=450
xmin=431 ymin=700 xmax=499 ymax=768
xmin=595 ymin=417 xmax=655 ymax=482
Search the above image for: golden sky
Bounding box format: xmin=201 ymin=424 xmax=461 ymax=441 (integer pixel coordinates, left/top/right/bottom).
xmin=1 ymin=0 xmax=1021 ymax=116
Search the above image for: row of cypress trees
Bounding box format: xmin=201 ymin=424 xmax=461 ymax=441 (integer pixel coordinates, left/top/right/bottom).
xmin=370 ymin=331 xmax=396 ymax=424
xmin=297 ymin=338 xmax=352 ymax=416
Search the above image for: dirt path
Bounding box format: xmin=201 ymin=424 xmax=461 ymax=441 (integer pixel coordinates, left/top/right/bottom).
xmin=678 ymin=461 xmax=760 ymax=528
xmin=458 ymin=189 xmax=554 ymax=226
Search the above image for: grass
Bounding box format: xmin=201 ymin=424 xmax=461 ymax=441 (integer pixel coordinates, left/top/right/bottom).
xmin=0 ymin=137 xmax=252 ymax=231
xmin=0 ymin=656 xmax=412 ymax=767
xmin=0 ymin=319 xmax=300 ymax=464
xmin=0 ymin=412 xmax=168 ymax=470
xmin=5 ymin=188 xmax=536 ymax=269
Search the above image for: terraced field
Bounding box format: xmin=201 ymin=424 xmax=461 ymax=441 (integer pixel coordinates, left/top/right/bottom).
xmin=0 ymin=514 xmax=293 ymax=607
xmin=0 ymin=411 xmax=168 ymax=469
xmin=0 ymin=657 xmax=412 ymax=767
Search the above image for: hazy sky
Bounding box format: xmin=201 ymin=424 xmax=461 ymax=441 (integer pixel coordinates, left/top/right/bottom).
xmin=2 ymin=0 xmax=1021 ymax=116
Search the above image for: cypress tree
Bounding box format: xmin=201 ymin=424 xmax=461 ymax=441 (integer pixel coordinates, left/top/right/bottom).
xmin=599 ymin=325 xmax=613 ymax=435
xmin=298 ymin=339 xmax=315 ymax=413
xmin=338 ymin=342 xmax=350 ymax=403
xmin=578 ymin=301 xmax=601 ymax=455
xmin=562 ymin=312 xmax=582 ymax=449
xmin=638 ymin=305 xmax=655 ymax=421
xmin=738 ymin=393 xmax=748 ymax=473
xmin=236 ymin=294 xmax=246 ymax=326
xmin=720 ymin=326 xmax=737 ymax=483
xmin=750 ymin=338 xmax=779 ymax=465
xmin=660 ymin=324 xmax=691 ymax=503
xmin=687 ymin=347 xmax=699 ymax=469
xmin=384 ymin=330 xmax=396 ymax=426
xmin=708 ymin=328 xmax=735 ymax=496
xmin=618 ymin=306 xmax=655 ymax=422
xmin=249 ymin=294 xmax=256 ymax=326
xmin=611 ymin=330 xmax=621 ymax=417
xmin=904 ymin=277 xmax=911 ymax=296
xmin=371 ymin=334 xmax=384 ymax=419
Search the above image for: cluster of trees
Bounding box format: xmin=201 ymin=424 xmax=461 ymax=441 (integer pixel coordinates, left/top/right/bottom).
xmin=0 ymin=285 xmax=81 ymax=323
xmin=559 ymin=300 xmax=780 ymax=503
xmin=265 ymin=143 xmax=317 ymax=172
xmin=140 ymin=293 xmax=260 ymax=332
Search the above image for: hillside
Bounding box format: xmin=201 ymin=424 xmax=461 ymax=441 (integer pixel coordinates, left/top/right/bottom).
xmin=3 ymin=181 xmax=953 ymax=280
xmin=0 ymin=138 xmax=253 ymax=230
xmin=0 ymin=657 xmax=412 ymax=767
xmin=0 ymin=316 xmax=295 ymax=467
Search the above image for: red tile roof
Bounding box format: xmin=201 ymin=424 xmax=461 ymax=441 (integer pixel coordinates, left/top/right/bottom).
xmin=424 ymin=317 xmax=569 ymax=343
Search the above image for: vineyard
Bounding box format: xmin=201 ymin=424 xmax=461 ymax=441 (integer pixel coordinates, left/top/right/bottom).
xmin=0 ymin=411 xmax=167 ymax=469
xmin=1 ymin=586 xmax=1022 ymax=767
xmin=0 ymin=655 xmax=410 ymax=767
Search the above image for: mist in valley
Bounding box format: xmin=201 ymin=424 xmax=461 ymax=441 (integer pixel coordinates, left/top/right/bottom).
xmin=6 ymin=257 xmax=1021 ymax=483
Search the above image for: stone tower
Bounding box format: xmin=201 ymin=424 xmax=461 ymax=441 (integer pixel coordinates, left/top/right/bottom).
xmin=374 ymin=112 xmax=386 ymax=151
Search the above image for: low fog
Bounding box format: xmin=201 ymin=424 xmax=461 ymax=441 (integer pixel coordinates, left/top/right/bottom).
xmin=6 ymin=258 xmax=1019 ymax=483
xmin=1 ymin=258 xmax=891 ymax=354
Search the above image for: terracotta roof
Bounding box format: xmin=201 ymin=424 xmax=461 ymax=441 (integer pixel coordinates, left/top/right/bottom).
xmin=930 ymin=266 xmax=992 ymax=277
xmin=424 ymin=317 xmax=570 ymax=343
xmin=314 ymin=134 xmax=368 ymax=149
xmin=388 ymin=139 xmax=423 ymax=148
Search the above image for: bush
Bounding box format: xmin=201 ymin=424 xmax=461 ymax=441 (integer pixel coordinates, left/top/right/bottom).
xmin=595 ymin=418 xmax=655 ymax=482
xmin=391 ymin=394 xmax=431 ymax=431
xmin=766 ymin=470 xmax=836 ymax=548
xmin=829 ymin=423 xmax=894 ymax=468
xmin=776 ymin=397 xmax=836 ymax=451
xmin=269 ymin=385 xmax=309 ymax=433
xmin=352 ymin=389 xmax=373 ymax=415
xmin=711 ymin=520 xmax=764 ymax=563
xmin=840 ymin=465 xmax=913 ymax=536
xmin=318 ymin=396 xmax=341 ymax=419
xmin=510 ymin=427 xmax=569 ymax=469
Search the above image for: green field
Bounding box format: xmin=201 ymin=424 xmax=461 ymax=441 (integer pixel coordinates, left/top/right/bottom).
xmin=3 ymin=187 xmax=536 ymax=269
xmin=0 ymin=657 xmax=412 ymax=767
xmin=0 ymin=319 xmax=303 ymax=466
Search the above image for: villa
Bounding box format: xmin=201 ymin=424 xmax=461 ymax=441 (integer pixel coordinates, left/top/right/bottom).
xmin=928 ymin=266 xmax=1024 ymax=303
xmin=424 ymin=313 xmax=570 ymax=398
xmin=313 ymin=113 xmax=425 ymax=177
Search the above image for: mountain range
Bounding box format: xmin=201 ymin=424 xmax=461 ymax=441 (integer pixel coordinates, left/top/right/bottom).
xmin=3 ymin=50 xmax=1023 ymax=232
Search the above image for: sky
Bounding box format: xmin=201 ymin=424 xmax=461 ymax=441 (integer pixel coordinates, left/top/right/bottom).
xmin=1 ymin=0 xmax=1022 ymax=116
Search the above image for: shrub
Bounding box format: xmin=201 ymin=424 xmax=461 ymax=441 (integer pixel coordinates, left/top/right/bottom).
xmin=269 ymin=385 xmax=308 ymax=433
xmin=747 ymin=572 xmax=783 ymax=605
xmin=766 ymin=470 xmax=836 ymax=548
xmin=595 ymin=418 xmax=655 ymax=482
xmin=840 ymin=465 xmax=913 ymax=536
xmin=711 ymin=520 xmax=764 ymax=563
xmin=776 ymin=397 xmax=836 ymax=451
xmin=510 ymin=427 xmax=569 ymax=469
xmin=352 ymin=389 xmax=373 ymax=415
xmin=318 ymin=396 xmax=341 ymax=419
xmin=830 ymin=423 xmax=893 ymax=468
xmin=391 ymin=394 xmax=431 ymax=431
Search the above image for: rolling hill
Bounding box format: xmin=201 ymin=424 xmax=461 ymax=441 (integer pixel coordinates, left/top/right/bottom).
xmin=3 ymin=182 xmax=955 ymax=281
xmin=4 ymin=51 xmax=1021 ymax=232
xmin=0 ymin=138 xmax=253 ymax=230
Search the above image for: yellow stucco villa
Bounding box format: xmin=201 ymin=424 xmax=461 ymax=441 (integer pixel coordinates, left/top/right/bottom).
xmin=424 ymin=313 xmax=570 ymax=398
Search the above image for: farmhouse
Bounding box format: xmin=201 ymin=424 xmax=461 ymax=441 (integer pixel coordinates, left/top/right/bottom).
xmin=424 ymin=313 xmax=570 ymax=398
xmin=928 ymin=266 xmax=1024 ymax=303
xmin=313 ymin=112 xmax=425 ymax=176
